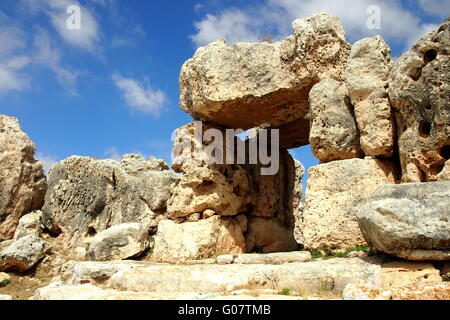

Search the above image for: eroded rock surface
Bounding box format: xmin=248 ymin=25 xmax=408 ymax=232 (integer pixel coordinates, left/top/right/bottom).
xmin=309 ymin=79 xmax=362 ymax=162
xmin=293 ymin=160 xmax=306 ymax=245
xmin=0 ymin=115 xmax=47 ymax=240
xmin=303 ymin=158 xmax=398 ymax=250
xmin=13 ymin=211 xmax=42 ymax=240
xmin=344 ymin=282 xmax=450 ymax=300
xmin=389 ymin=20 xmax=450 ymax=182
xmin=151 ymin=216 xmax=246 ymax=263
xmin=87 ymin=223 xmax=150 ymax=261
xmin=107 ymin=258 xmax=379 ymax=295
xmin=344 ymin=36 xmax=395 ymax=157
xmin=245 ymin=217 xmax=298 ymax=253
xmin=42 ymin=154 xmax=178 ymax=251
xmin=0 ymin=235 xmax=51 ymax=272
xmin=180 ymin=13 xmax=350 ymax=132
xmin=357 ymin=181 xmax=450 ymax=260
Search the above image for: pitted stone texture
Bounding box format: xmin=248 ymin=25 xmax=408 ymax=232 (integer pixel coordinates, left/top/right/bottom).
xmin=293 ymin=160 xmax=306 ymax=245
xmin=0 ymin=235 xmax=51 ymax=272
xmin=13 ymin=211 xmax=42 ymax=240
xmin=169 ymin=122 xmax=296 ymax=228
xmin=309 ymin=79 xmax=362 ymax=162
xmin=42 ymin=154 xmax=178 ymax=251
xmin=389 ymin=20 xmax=450 ymax=182
xmin=151 ymin=216 xmax=246 ymax=263
xmin=245 ymin=217 xmax=298 ymax=253
xmin=357 ymin=181 xmax=450 ymax=261
xmin=87 ymin=223 xmax=150 ymax=261
xmin=0 ymin=115 xmax=47 ymax=240
xmin=344 ymin=36 xmax=395 ymax=157
xmin=380 ymin=262 xmax=442 ymax=287
xmin=344 ymin=282 xmax=450 ymax=300
xmin=303 ymin=158 xmax=398 ymax=251
xmin=345 ymin=36 xmax=393 ymax=103
xmin=180 ymin=13 xmax=350 ymax=130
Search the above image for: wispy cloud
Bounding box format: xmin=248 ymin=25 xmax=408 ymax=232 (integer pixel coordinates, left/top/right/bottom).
xmin=21 ymin=0 xmax=101 ymax=52
xmin=36 ymin=152 xmax=59 ymax=174
xmin=190 ymin=0 xmax=442 ymax=51
xmin=191 ymin=9 xmax=261 ymax=45
xmin=33 ymin=29 xmax=79 ymax=95
xmin=418 ymin=0 xmax=450 ymax=18
xmin=112 ymin=74 xmax=167 ymax=116
xmin=104 ymin=146 xmax=122 ymax=160
xmin=0 ymin=23 xmax=30 ymax=94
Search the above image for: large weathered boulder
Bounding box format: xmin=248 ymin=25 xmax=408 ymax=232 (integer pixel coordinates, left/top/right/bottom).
xmin=87 ymin=223 xmax=150 ymax=261
xmin=303 ymin=158 xmax=398 ymax=250
xmin=168 ymin=122 xmax=253 ymax=218
xmin=13 ymin=211 xmax=42 ymax=240
xmin=168 ymin=121 xmax=298 ymax=256
xmin=42 ymin=154 xmax=178 ymax=250
xmin=151 ymin=216 xmax=246 ymax=263
xmin=169 ymin=122 xmax=296 ymax=226
xmin=309 ymin=79 xmax=362 ymax=162
xmin=0 ymin=235 xmax=51 ymax=272
xmin=357 ymin=181 xmax=450 ymax=261
xmin=245 ymin=217 xmax=298 ymax=253
xmin=180 ymin=13 xmax=350 ymax=132
xmin=0 ymin=115 xmax=47 ymax=240
xmin=389 ymin=20 xmax=450 ymax=182
xmin=344 ymin=36 xmax=395 ymax=157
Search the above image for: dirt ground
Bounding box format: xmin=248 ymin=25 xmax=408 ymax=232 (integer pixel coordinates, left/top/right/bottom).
xmin=0 ymin=262 xmax=55 ymax=300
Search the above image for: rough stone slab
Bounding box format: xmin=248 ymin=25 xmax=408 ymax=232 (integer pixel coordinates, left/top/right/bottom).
xmin=61 ymin=260 xmax=151 ymax=285
xmin=180 ymin=13 xmax=350 ymax=130
xmin=0 ymin=115 xmax=47 ymax=240
xmin=0 ymin=235 xmax=51 ymax=272
xmin=343 ymin=282 xmax=450 ymax=300
xmin=87 ymin=223 xmax=149 ymax=261
xmin=13 ymin=211 xmax=42 ymax=240
xmin=357 ymin=181 xmax=450 ymax=260
xmin=32 ymin=283 xmax=306 ymax=300
xmin=309 ymin=79 xmax=362 ymax=162
xmin=105 ymin=258 xmax=380 ymax=295
xmin=302 ymin=158 xmax=398 ymax=250
xmin=151 ymin=217 xmax=246 ymax=263
xmin=216 ymin=251 xmax=312 ymax=265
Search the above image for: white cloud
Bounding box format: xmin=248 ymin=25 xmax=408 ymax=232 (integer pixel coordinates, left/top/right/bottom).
xmin=0 ymin=25 xmax=30 ymax=94
xmin=33 ymin=29 xmax=79 ymax=95
xmin=418 ymin=0 xmax=450 ymax=17
xmin=112 ymin=74 xmax=167 ymax=116
xmin=104 ymin=146 xmax=122 ymax=160
xmin=36 ymin=152 xmax=59 ymax=174
xmin=190 ymin=0 xmax=443 ymax=50
xmin=21 ymin=0 xmax=100 ymax=51
xmin=191 ymin=10 xmax=261 ymax=46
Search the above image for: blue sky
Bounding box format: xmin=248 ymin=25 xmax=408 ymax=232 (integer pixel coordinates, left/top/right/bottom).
xmin=0 ymin=0 xmax=449 ymax=190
